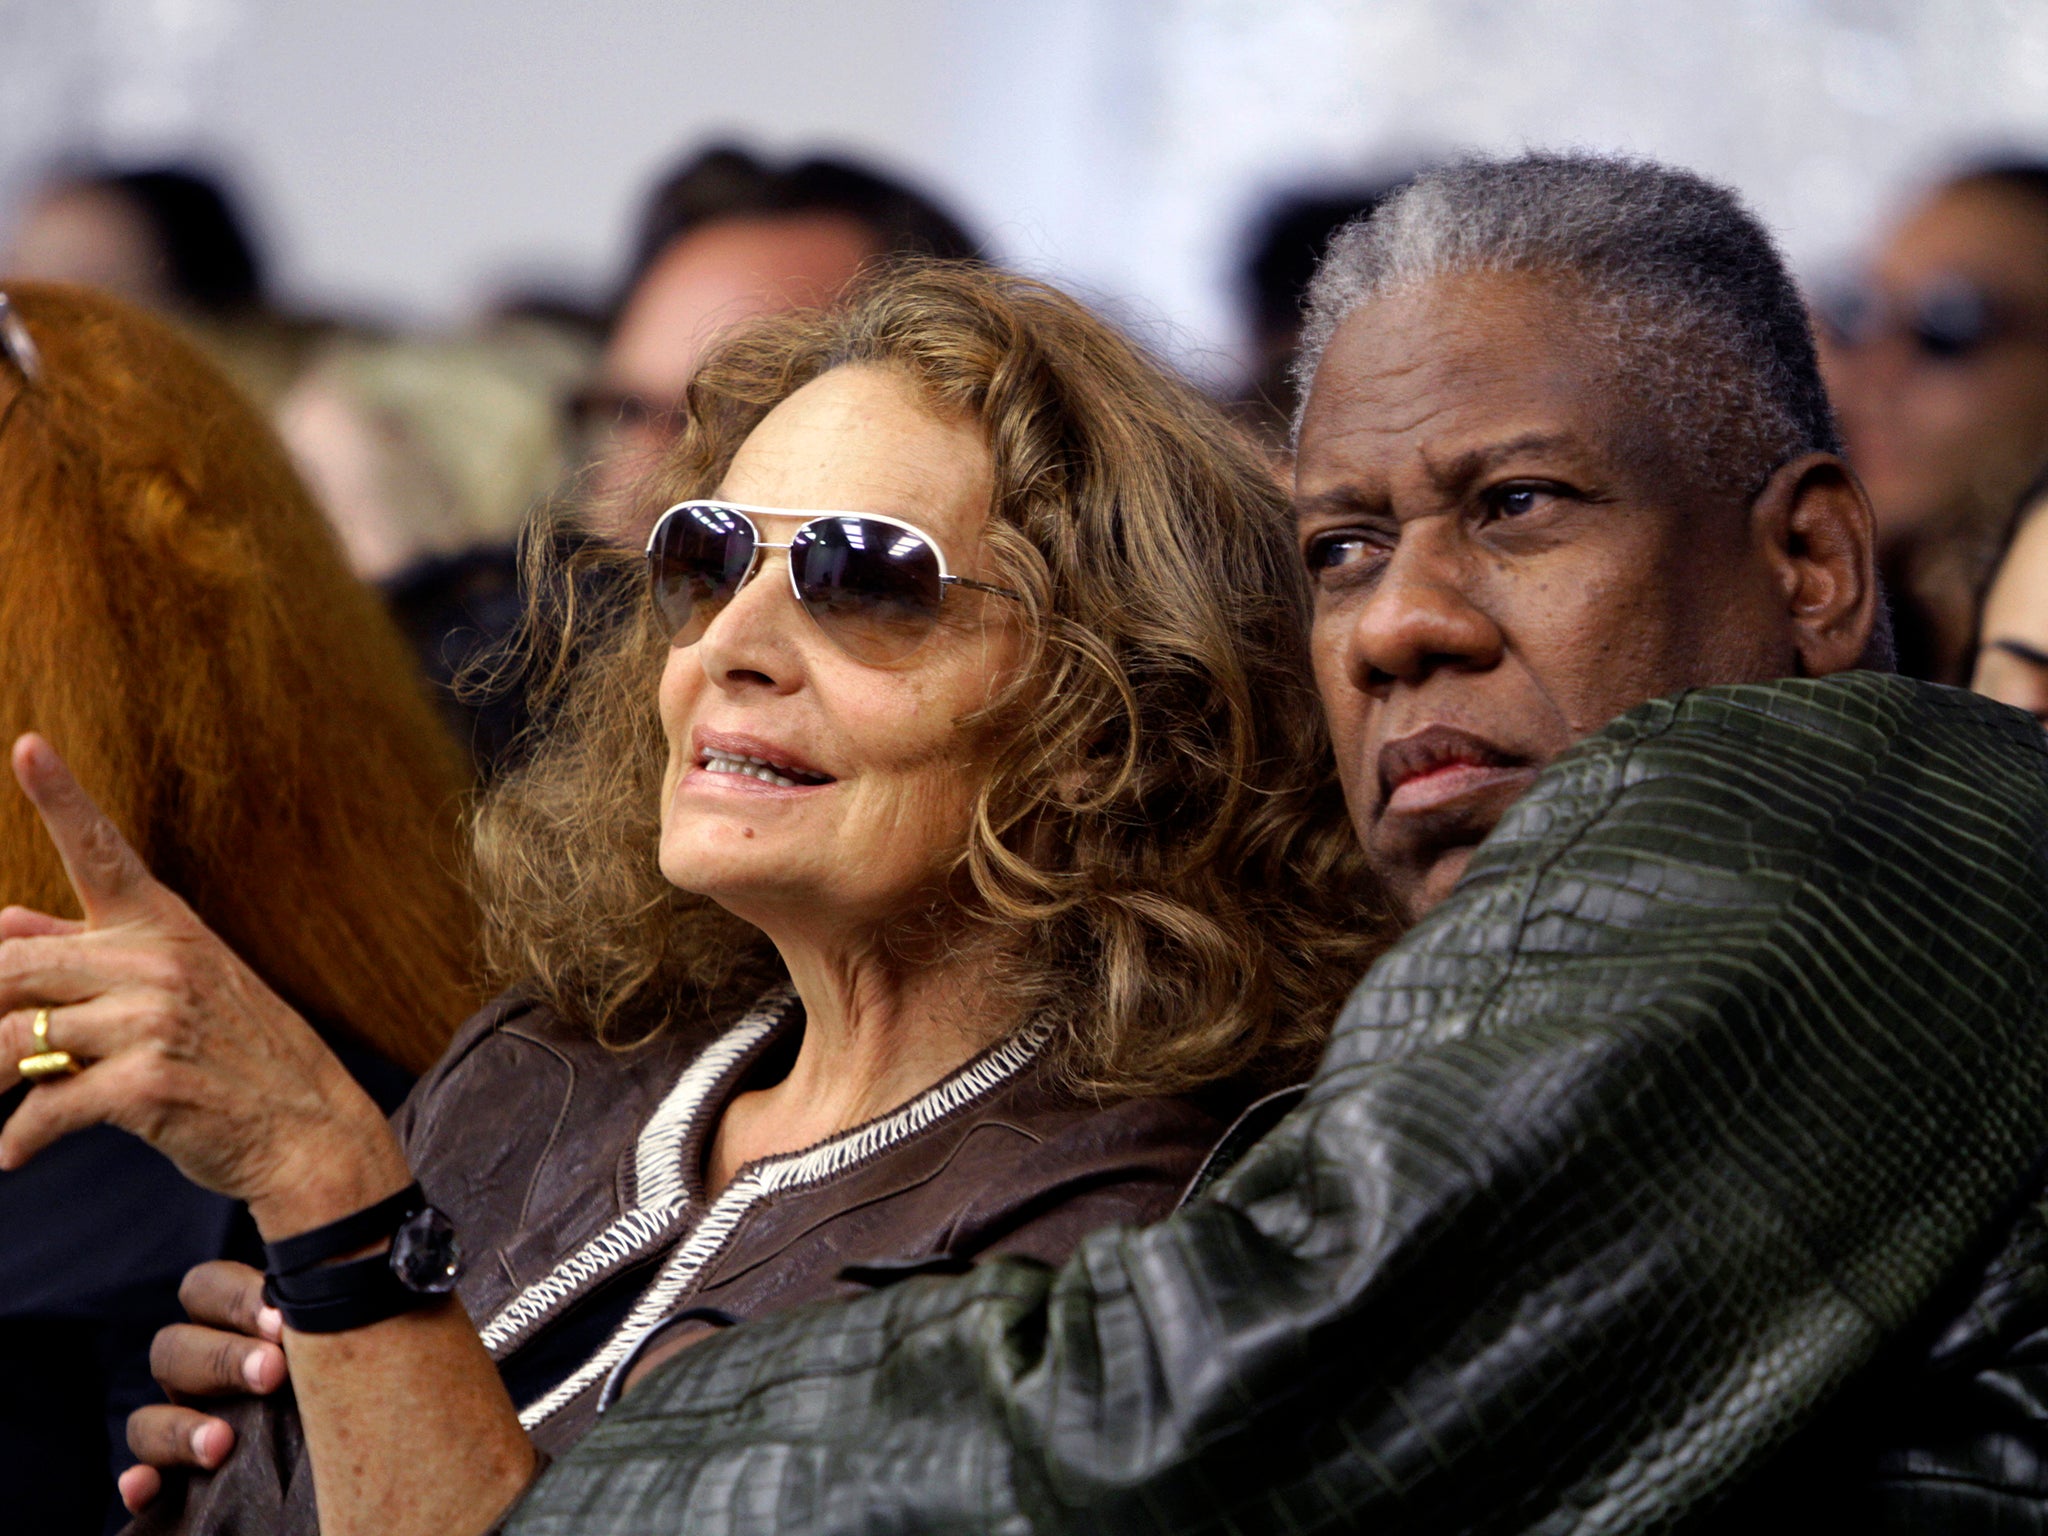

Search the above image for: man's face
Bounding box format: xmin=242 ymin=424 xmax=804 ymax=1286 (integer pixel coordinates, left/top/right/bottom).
xmin=1295 ymin=271 xmax=1803 ymax=919
xmin=581 ymin=212 xmax=880 ymax=535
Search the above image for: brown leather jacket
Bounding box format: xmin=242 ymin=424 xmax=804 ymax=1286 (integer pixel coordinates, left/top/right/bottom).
xmin=133 ymin=988 xmax=1228 ymax=1535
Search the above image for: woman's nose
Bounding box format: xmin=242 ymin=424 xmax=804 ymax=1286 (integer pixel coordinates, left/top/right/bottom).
xmin=1346 ymin=532 xmax=1505 ymax=688
xmin=693 ymin=550 xmax=808 ymax=691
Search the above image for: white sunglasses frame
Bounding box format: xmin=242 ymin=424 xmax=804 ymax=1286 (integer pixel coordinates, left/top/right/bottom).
xmin=644 ymin=499 xmax=1022 ymax=655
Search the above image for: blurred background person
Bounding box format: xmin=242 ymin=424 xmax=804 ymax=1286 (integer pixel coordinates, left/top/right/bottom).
xmin=273 ymin=143 xmax=984 ymax=774
xmin=1818 ymin=157 xmax=2048 ymax=683
xmin=571 ymin=144 xmax=981 ymax=536
xmin=0 ymin=160 xmax=570 ymax=774
xmin=274 ymin=321 xmax=594 ymax=773
xmin=1974 ymin=468 xmax=2048 ymax=725
xmin=2 ymin=162 xmax=327 ymax=410
xmin=1228 ymin=174 xmax=1413 ymax=449
xmin=0 ymin=283 xmax=482 ymax=1534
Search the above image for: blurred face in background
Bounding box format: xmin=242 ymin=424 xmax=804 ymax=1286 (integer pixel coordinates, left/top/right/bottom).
xmin=578 ymin=212 xmax=880 ymax=536
xmin=1973 ymin=500 xmax=2048 ymax=727
xmin=3 ymin=183 xmax=170 ymax=309
xmin=1821 ymin=179 xmax=2048 ymax=559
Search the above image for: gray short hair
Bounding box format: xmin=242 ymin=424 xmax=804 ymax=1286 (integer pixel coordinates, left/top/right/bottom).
xmin=1294 ymin=152 xmax=1841 ymax=503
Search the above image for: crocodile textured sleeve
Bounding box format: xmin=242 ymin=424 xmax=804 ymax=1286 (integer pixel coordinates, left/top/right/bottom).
xmin=508 ymin=675 xmax=2048 ymax=1536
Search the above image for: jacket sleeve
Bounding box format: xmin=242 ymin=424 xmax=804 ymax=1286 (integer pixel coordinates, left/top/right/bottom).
xmin=506 ymin=675 xmax=2048 ymax=1536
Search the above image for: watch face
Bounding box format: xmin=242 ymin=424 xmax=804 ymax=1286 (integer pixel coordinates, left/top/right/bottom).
xmin=388 ymin=1205 xmax=463 ymax=1295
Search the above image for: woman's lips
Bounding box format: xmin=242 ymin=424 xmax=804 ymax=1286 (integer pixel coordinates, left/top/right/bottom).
xmin=685 ymin=769 xmax=826 ymax=797
xmin=685 ymin=730 xmax=836 ymax=795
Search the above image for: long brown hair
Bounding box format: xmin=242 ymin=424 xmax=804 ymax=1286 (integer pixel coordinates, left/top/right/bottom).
xmin=477 ymin=264 xmax=1392 ymax=1097
xmin=0 ymin=283 xmax=480 ymax=1073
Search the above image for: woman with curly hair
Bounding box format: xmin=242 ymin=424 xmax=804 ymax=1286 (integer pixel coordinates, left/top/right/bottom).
xmin=0 ymin=283 xmax=480 ymax=1531
xmin=28 ymin=264 xmax=1390 ymax=1536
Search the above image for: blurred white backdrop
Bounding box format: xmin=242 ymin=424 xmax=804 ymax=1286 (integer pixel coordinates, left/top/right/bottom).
xmin=5 ymin=0 xmax=2048 ymax=382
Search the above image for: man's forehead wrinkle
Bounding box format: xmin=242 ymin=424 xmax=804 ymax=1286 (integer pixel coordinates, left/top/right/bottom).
xmin=1342 ymin=397 xmax=1464 ymax=446
xmin=1300 ymin=349 xmax=1468 ymax=458
xmin=1423 ymin=430 xmax=1589 ymax=492
xmin=1295 ymin=381 xmax=1454 ymax=491
xmin=1293 ymin=484 xmax=1393 ymax=523
xmin=1299 ymin=349 xmax=1439 ymax=439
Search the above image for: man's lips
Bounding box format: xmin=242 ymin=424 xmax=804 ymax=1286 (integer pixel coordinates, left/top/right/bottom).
xmin=1377 ymin=724 xmax=1535 ymax=817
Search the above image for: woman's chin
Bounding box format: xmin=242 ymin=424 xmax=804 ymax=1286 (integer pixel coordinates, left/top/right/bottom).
xmin=660 ymin=837 xmax=822 ymax=910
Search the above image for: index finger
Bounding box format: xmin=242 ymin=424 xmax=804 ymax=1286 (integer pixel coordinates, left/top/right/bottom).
xmin=10 ymin=734 xmax=163 ymax=926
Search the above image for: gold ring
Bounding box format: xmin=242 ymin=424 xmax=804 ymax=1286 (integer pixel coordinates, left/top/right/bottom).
xmin=18 ymin=1006 xmax=80 ymax=1084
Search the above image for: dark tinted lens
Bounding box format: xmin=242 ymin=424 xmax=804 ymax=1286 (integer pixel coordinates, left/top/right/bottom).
xmin=1913 ymin=283 xmax=1994 ymax=360
xmin=647 ymin=504 xmax=757 ymax=640
xmin=789 ymin=517 xmax=945 ymax=662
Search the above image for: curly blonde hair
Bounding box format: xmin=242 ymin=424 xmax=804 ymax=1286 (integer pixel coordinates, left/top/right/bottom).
xmin=474 ymin=263 xmax=1391 ymax=1097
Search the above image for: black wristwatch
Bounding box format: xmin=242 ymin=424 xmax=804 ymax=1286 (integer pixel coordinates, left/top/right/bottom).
xmin=262 ymin=1183 xmax=463 ymax=1334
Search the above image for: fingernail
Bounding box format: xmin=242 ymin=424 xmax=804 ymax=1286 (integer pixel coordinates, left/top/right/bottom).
xmin=246 ymin=1346 xmax=284 ymax=1390
xmin=258 ymin=1306 xmax=283 ymax=1339
xmin=118 ymin=1467 xmax=155 ymax=1513
xmin=198 ymin=1420 xmax=233 ymax=1466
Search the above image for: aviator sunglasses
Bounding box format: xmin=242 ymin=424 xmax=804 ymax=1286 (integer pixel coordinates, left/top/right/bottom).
xmin=645 ymin=499 xmax=1023 ymax=664
xmin=1817 ymin=276 xmax=2023 ymax=363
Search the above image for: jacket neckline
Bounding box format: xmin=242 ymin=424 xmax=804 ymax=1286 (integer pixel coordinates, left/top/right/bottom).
xmin=476 ymin=984 xmax=1051 ymax=1433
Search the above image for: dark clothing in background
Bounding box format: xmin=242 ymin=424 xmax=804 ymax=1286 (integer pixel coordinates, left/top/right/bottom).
xmin=509 ymin=675 xmax=2048 ymax=1535
xmin=136 ymin=988 xmax=1229 ymax=1536
xmin=0 ymin=1034 xmax=409 ymax=1536
xmin=381 ymin=544 xmax=529 ymax=777
xmin=0 ymin=1116 xmax=234 ymax=1536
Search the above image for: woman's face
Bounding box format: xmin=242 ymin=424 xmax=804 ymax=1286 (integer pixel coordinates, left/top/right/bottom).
xmin=1973 ymin=504 xmax=2048 ymax=727
xmin=656 ymin=364 xmax=1021 ymax=938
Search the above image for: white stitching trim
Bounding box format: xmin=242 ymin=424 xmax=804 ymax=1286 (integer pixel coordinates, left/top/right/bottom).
xmin=474 ymin=1205 xmax=677 ymax=1357
xmin=475 ymin=989 xmax=793 ymax=1357
xmin=519 ymin=1018 xmax=1052 ymax=1432
xmin=632 ymin=987 xmax=795 ymax=1211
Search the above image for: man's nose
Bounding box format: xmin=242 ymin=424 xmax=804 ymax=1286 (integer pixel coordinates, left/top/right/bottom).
xmin=1346 ymin=531 xmax=1504 ymax=688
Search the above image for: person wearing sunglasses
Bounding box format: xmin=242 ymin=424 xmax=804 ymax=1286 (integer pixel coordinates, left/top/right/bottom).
xmin=21 ymin=264 xmax=1386 ymax=1536
xmin=492 ymin=155 xmax=2046 ymax=1536
xmin=1818 ymin=158 xmax=2048 ymax=684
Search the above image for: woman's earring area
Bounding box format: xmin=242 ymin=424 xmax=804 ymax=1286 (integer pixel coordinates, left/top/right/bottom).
xmin=18 ymin=1005 xmax=81 ymax=1083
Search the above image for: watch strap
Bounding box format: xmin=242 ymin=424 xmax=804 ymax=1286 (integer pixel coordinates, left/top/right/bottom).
xmin=264 ymin=1255 xmax=449 ymax=1335
xmin=263 ymin=1183 xmax=425 ymax=1276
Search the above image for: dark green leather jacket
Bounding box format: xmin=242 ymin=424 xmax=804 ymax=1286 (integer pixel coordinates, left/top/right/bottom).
xmin=511 ymin=675 xmax=2048 ymax=1534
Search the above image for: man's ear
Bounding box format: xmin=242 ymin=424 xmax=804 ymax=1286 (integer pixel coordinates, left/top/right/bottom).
xmin=1750 ymin=452 xmax=1880 ymax=676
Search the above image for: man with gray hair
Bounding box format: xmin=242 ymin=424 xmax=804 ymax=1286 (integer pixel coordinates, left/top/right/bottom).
xmin=1295 ymin=152 xmax=1845 ymax=493
xmin=1289 ymin=151 xmax=1897 ymax=921
xmin=155 ymin=153 xmax=2048 ymax=1533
